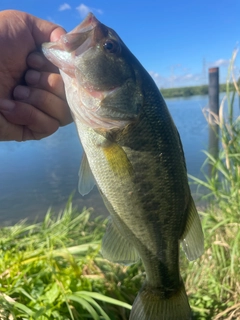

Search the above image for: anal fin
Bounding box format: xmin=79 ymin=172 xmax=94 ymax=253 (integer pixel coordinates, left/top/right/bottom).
xmin=101 ymin=217 xmax=139 ymax=265
xmin=181 ymin=196 xmax=204 ymax=261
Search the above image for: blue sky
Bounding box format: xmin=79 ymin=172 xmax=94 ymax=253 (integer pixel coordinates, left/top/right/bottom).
xmin=1 ymin=0 xmax=240 ymax=88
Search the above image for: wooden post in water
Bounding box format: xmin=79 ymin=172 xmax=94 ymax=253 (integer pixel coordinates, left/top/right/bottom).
xmin=208 ymin=67 xmax=219 ymax=175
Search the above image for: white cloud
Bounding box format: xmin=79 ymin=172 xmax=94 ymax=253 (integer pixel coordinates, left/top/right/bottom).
xmin=182 ymin=73 xmax=194 ymax=80
xmin=148 ymin=71 xmax=163 ymax=85
xmin=76 ymin=4 xmax=89 ymax=17
xmin=209 ymin=59 xmax=229 ymax=68
xmin=149 ymin=70 xmax=205 ymax=88
xmin=149 ymin=57 xmax=233 ymax=89
xmin=76 ymin=3 xmax=103 ymax=18
xmin=169 ymin=73 xmax=203 ymax=88
xmin=149 ymin=71 xmax=160 ymax=79
xmin=59 ymin=3 xmax=71 ymax=11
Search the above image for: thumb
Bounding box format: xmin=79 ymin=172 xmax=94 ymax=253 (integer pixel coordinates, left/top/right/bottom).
xmin=29 ymin=14 xmax=66 ymax=46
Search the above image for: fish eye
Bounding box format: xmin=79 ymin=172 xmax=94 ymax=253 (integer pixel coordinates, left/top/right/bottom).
xmin=103 ymin=40 xmax=120 ymax=54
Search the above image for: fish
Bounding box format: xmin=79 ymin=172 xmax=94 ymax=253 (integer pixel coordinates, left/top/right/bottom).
xmin=42 ymin=13 xmax=204 ymax=320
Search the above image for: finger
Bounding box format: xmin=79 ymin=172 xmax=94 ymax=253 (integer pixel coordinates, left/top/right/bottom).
xmin=0 ymin=111 xmax=43 ymax=141
xmin=13 ymin=85 xmax=72 ymax=126
xmin=29 ymin=14 xmax=66 ymax=46
xmin=27 ymin=15 xmax=66 ymax=73
xmin=0 ymin=99 xmax=59 ymax=140
xmin=25 ymin=70 xmax=66 ymax=100
xmin=27 ymin=51 xmax=60 ymax=73
xmin=0 ymin=112 xmax=23 ymax=141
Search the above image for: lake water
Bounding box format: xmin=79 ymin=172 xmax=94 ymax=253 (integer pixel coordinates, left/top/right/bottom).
xmin=0 ymin=94 xmax=213 ymax=225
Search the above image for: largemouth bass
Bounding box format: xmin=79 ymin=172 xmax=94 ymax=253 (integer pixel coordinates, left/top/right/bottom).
xmin=42 ymin=13 xmax=204 ymax=320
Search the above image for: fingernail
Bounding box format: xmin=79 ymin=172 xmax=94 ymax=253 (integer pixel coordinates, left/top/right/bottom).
xmin=0 ymin=99 xmax=15 ymax=111
xmin=13 ymin=86 xmax=30 ymax=99
xmin=27 ymin=53 xmax=45 ymax=68
xmin=25 ymin=70 xmax=41 ymax=85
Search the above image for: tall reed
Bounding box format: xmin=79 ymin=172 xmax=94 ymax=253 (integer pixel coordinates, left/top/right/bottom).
xmin=187 ymin=49 xmax=240 ymax=320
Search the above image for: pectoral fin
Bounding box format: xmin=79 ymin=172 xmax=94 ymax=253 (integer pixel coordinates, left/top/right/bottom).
xmin=181 ymin=197 xmax=204 ymax=261
xmin=102 ymin=143 xmax=133 ymax=178
xmin=78 ymin=152 xmax=95 ymax=196
xmin=101 ymin=217 xmax=139 ymax=265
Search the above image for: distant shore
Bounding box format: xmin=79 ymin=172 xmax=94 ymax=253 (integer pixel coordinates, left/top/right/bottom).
xmin=160 ymin=83 xmax=236 ymax=98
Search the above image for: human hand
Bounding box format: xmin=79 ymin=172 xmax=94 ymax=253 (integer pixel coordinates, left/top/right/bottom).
xmin=0 ymin=10 xmax=72 ymax=141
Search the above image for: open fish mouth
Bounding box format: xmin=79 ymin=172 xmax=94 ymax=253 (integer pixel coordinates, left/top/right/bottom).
xmin=42 ymin=13 xmax=109 ymax=74
xmin=44 ymin=13 xmax=99 ymax=53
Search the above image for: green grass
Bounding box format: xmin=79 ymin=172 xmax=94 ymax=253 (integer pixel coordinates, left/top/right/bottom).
xmin=1 ymin=199 xmax=239 ymax=319
xmin=0 ymin=201 xmax=137 ymax=320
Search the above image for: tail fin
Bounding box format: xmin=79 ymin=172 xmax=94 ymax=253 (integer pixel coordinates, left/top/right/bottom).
xmin=129 ymin=281 xmax=192 ymax=320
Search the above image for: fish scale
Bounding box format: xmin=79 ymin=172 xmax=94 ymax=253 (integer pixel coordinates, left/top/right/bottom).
xmin=42 ymin=12 xmax=204 ymax=320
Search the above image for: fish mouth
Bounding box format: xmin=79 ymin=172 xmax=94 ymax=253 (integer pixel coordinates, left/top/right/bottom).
xmin=42 ymin=13 xmax=108 ymax=74
xmin=48 ymin=13 xmax=100 ymax=53
xmin=42 ymin=14 xmax=131 ymax=130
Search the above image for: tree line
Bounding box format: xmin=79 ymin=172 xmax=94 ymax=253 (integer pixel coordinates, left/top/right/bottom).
xmin=160 ymin=83 xmax=236 ymax=98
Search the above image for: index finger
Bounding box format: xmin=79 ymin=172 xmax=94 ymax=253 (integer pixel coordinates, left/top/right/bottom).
xmin=29 ymin=14 xmax=66 ymax=46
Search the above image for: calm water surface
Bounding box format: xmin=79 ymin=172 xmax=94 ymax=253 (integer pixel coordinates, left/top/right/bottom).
xmin=0 ymin=95 xmax=210 ymax=225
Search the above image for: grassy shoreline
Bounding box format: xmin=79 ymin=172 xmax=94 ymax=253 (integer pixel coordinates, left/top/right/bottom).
xmin=0 ymin=204 xmax=135 ymax=320
xmin=160 ymin=83 xmax=237 ymax=98
xmin=0 ymin=197 xmax=239 ymax=319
